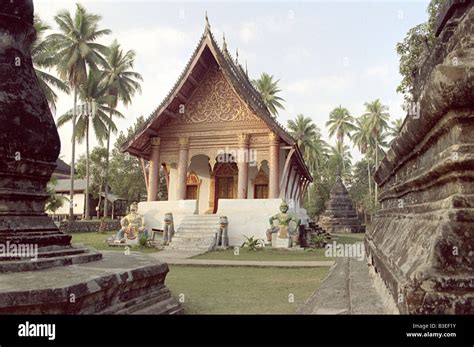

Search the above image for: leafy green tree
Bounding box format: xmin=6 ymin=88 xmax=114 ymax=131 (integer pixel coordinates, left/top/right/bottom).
xmin=109 ymin=117 xmax=148 ymax=203
xmin=101 ymin=40 xmax=143 ymax=217
xmin=330 ymin=141 xmax=352 ymax=178
xmin=388 ymin=118 xmax=403 ymax=145
xmin=253 ymin=72 xmax=285 ymax=117
xmin=305 ymin=132 xmax=329 ymax=174
xmin=76 ymin=147 xmax=107 ymax=196
xmin=348 ymin=159 xmax=377 ymax=224
xmin=48 ymin=3 xmax=111 ymax=221
xmin=32 ymin=16 xmax=69 ymax=112
xmin=57 ymin=71 xmax=123 ymax=219
xmin=396 ymin=0 xmax=444 ymax=102
xmin=304 ymin=153 xmax=344 ymax=219
xmin=46 ymin=177 xmax=68 ymax=217
xmin=287 ymin=114 xmax=328 ymax=174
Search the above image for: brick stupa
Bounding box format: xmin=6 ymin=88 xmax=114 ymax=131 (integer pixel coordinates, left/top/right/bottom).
xmin=319 ymin=174 xmax=362 ymax=233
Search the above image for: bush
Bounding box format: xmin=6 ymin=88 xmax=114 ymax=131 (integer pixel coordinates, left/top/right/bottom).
xmin=139 ymin=235 xmax=150 ymax=248
xmin=241 ymin=236 xmax=265 ymax=251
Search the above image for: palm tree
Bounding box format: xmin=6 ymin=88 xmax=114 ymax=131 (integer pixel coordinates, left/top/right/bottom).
xmin=326 ymin=105 xmax=355 ymax=171
xmin=388 ymin=118 xmax=403 ymax=145
xmin=101 ymin=40 xmax=142 ymax=217
xmin=352 ymin=115 xmax=374 ymax=202
xmin=305 ymin=131 xmax=329 ymax=174
xmin=48 ymin=3 xmax=111 ymax=220
xmin=330 ymin=141 xmax=352 ymax=177
xmin=326 ymin=105 xmax=356 ymax=145
xmin=253 ymin=73 xmax=285 ymax=117
xmin=287 ymin=114 xmax=317 ymax=155
xmin=32 ymin=16 xmax=69 ymax=112
xmin=46 ymin=177 xmax=69 ymax=219
xmin=362 ymin=99 xmax=390 ymax=201
xmin=57 ymin=72 xmax=123 ymax=219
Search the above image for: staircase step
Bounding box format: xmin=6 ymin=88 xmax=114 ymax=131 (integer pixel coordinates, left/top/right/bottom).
xmin=165 ymin=215 xmax=228 ymax=251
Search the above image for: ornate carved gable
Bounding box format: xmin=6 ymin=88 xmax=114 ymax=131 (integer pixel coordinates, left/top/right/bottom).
xmin=169 ymin=67 xmax=262 ymax=124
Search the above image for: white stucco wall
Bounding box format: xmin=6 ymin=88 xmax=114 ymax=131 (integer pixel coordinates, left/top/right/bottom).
xmin=168 ymin=164 xmax=178 ymax=201
xmin=54 ymin=193 xmax=84 ymax=216
xmin=138 ymin=200 xmax=197 ymax=231
xmin=216 ymin=198 xmax=285 ymax=246
xmin=188 ymin=155 xmax=210 ymax=214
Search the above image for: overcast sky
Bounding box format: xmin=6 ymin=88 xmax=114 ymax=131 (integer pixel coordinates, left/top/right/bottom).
xmin=34 ymin=0 xmax=430 ymax=164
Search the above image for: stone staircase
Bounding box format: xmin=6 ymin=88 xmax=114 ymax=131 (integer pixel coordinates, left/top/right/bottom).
xmin=166 ymin=215 xmax=223 ymax=251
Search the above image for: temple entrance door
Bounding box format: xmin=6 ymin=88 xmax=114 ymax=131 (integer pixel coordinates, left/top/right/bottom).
xmin=213 ymin=161 xmax=238 ymax=213
xmin=217 ymin=177 xmax=234 ymax=200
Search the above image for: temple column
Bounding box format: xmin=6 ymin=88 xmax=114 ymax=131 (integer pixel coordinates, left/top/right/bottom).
xmin=177 ymin=137 xmax=189 ymax=200
xmin=237 ymin=133 xmax=250 ymax=199
xmin=147 ymin=137 xmax=161 ymax=201
xmin=268 ymin=132 xmax=280 ymax=198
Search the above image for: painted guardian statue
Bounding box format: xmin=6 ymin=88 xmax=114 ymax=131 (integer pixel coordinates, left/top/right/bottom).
xmin=266 ymin=200 xmax=300 ymax=247
xmin=115 ymin=202 xmax=149 ymax=244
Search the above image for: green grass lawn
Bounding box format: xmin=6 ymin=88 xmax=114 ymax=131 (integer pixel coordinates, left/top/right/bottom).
xmin=165 ymin=265 xmax=329 ymax=314
xmin=70 ymin=231 xmax=163 ymax=254
xmin=192 ymin=233 xmax=366 ymax=261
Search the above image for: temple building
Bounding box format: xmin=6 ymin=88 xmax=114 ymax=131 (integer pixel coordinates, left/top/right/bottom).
xmin=122 ymin=17 xmax=312 ymax=218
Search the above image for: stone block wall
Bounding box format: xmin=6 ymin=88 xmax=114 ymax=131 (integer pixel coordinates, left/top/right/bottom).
xmin=59 ymin=220 xmax=121 ymax=233
xmin=365 ymin=2 xmax=473 ymax=314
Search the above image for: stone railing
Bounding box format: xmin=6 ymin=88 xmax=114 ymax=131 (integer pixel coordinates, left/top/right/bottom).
xmin=59 ymin=220 xmax=121 ymax=233
xmin=365 ymin=2 xmax=473 ymax=314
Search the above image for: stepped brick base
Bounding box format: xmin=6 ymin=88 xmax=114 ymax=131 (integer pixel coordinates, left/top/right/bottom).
xmin=0 ymin=251 xmax=183 ymax=314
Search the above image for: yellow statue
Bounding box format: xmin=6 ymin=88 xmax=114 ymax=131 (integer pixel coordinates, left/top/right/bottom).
xmin=115 ymin=202 xmax=149 ymax=244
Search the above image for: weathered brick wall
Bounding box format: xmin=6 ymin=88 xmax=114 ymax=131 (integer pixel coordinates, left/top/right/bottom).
xmin=365 ymin=2 xmax=474 ymax=314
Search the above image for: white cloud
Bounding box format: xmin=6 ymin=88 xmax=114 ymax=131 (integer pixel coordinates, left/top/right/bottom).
xmin=283 ymin=45 xmax=312 ymax=64
xmin=285 ymin=75 xmax=352 ymax=96
xmin=240 ymin=22 xmax=257 ymax=43
xmin=364 ymin=65 xmax=389 ymax=78
xmin=286 ymin=79 xmax=314 ymax=94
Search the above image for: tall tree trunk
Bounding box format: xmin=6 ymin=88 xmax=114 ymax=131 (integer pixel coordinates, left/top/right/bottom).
xmin=85 ymin=117 xmax=90 ymax=219
xmin=367 ymin=159 xmax=372 ymax=201
xmin=69 ymin=87 xmax=77 ymax=221
xmin=97 ymin=178 xmax=102 ymax=219
xmin=103 ymin=111 xmax=113 ymax=218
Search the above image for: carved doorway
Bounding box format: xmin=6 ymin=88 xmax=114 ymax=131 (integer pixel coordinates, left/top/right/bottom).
xmin=212 ymin=161 xmax=238 ymax=213
xmin=186 ymin=171 xmax=200 ymax=200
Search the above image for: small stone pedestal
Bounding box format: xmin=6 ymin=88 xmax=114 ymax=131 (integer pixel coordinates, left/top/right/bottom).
xmin=272 ymin=236 xmax=289 ymax=248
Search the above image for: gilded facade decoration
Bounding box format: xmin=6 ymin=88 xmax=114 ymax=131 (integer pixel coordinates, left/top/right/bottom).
xmin=171 ymin=67 xmax=261 ymax=124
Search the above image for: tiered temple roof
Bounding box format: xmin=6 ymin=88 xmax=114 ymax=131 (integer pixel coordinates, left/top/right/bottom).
xmin=121 ymin=15 xmax=311 ymax=182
